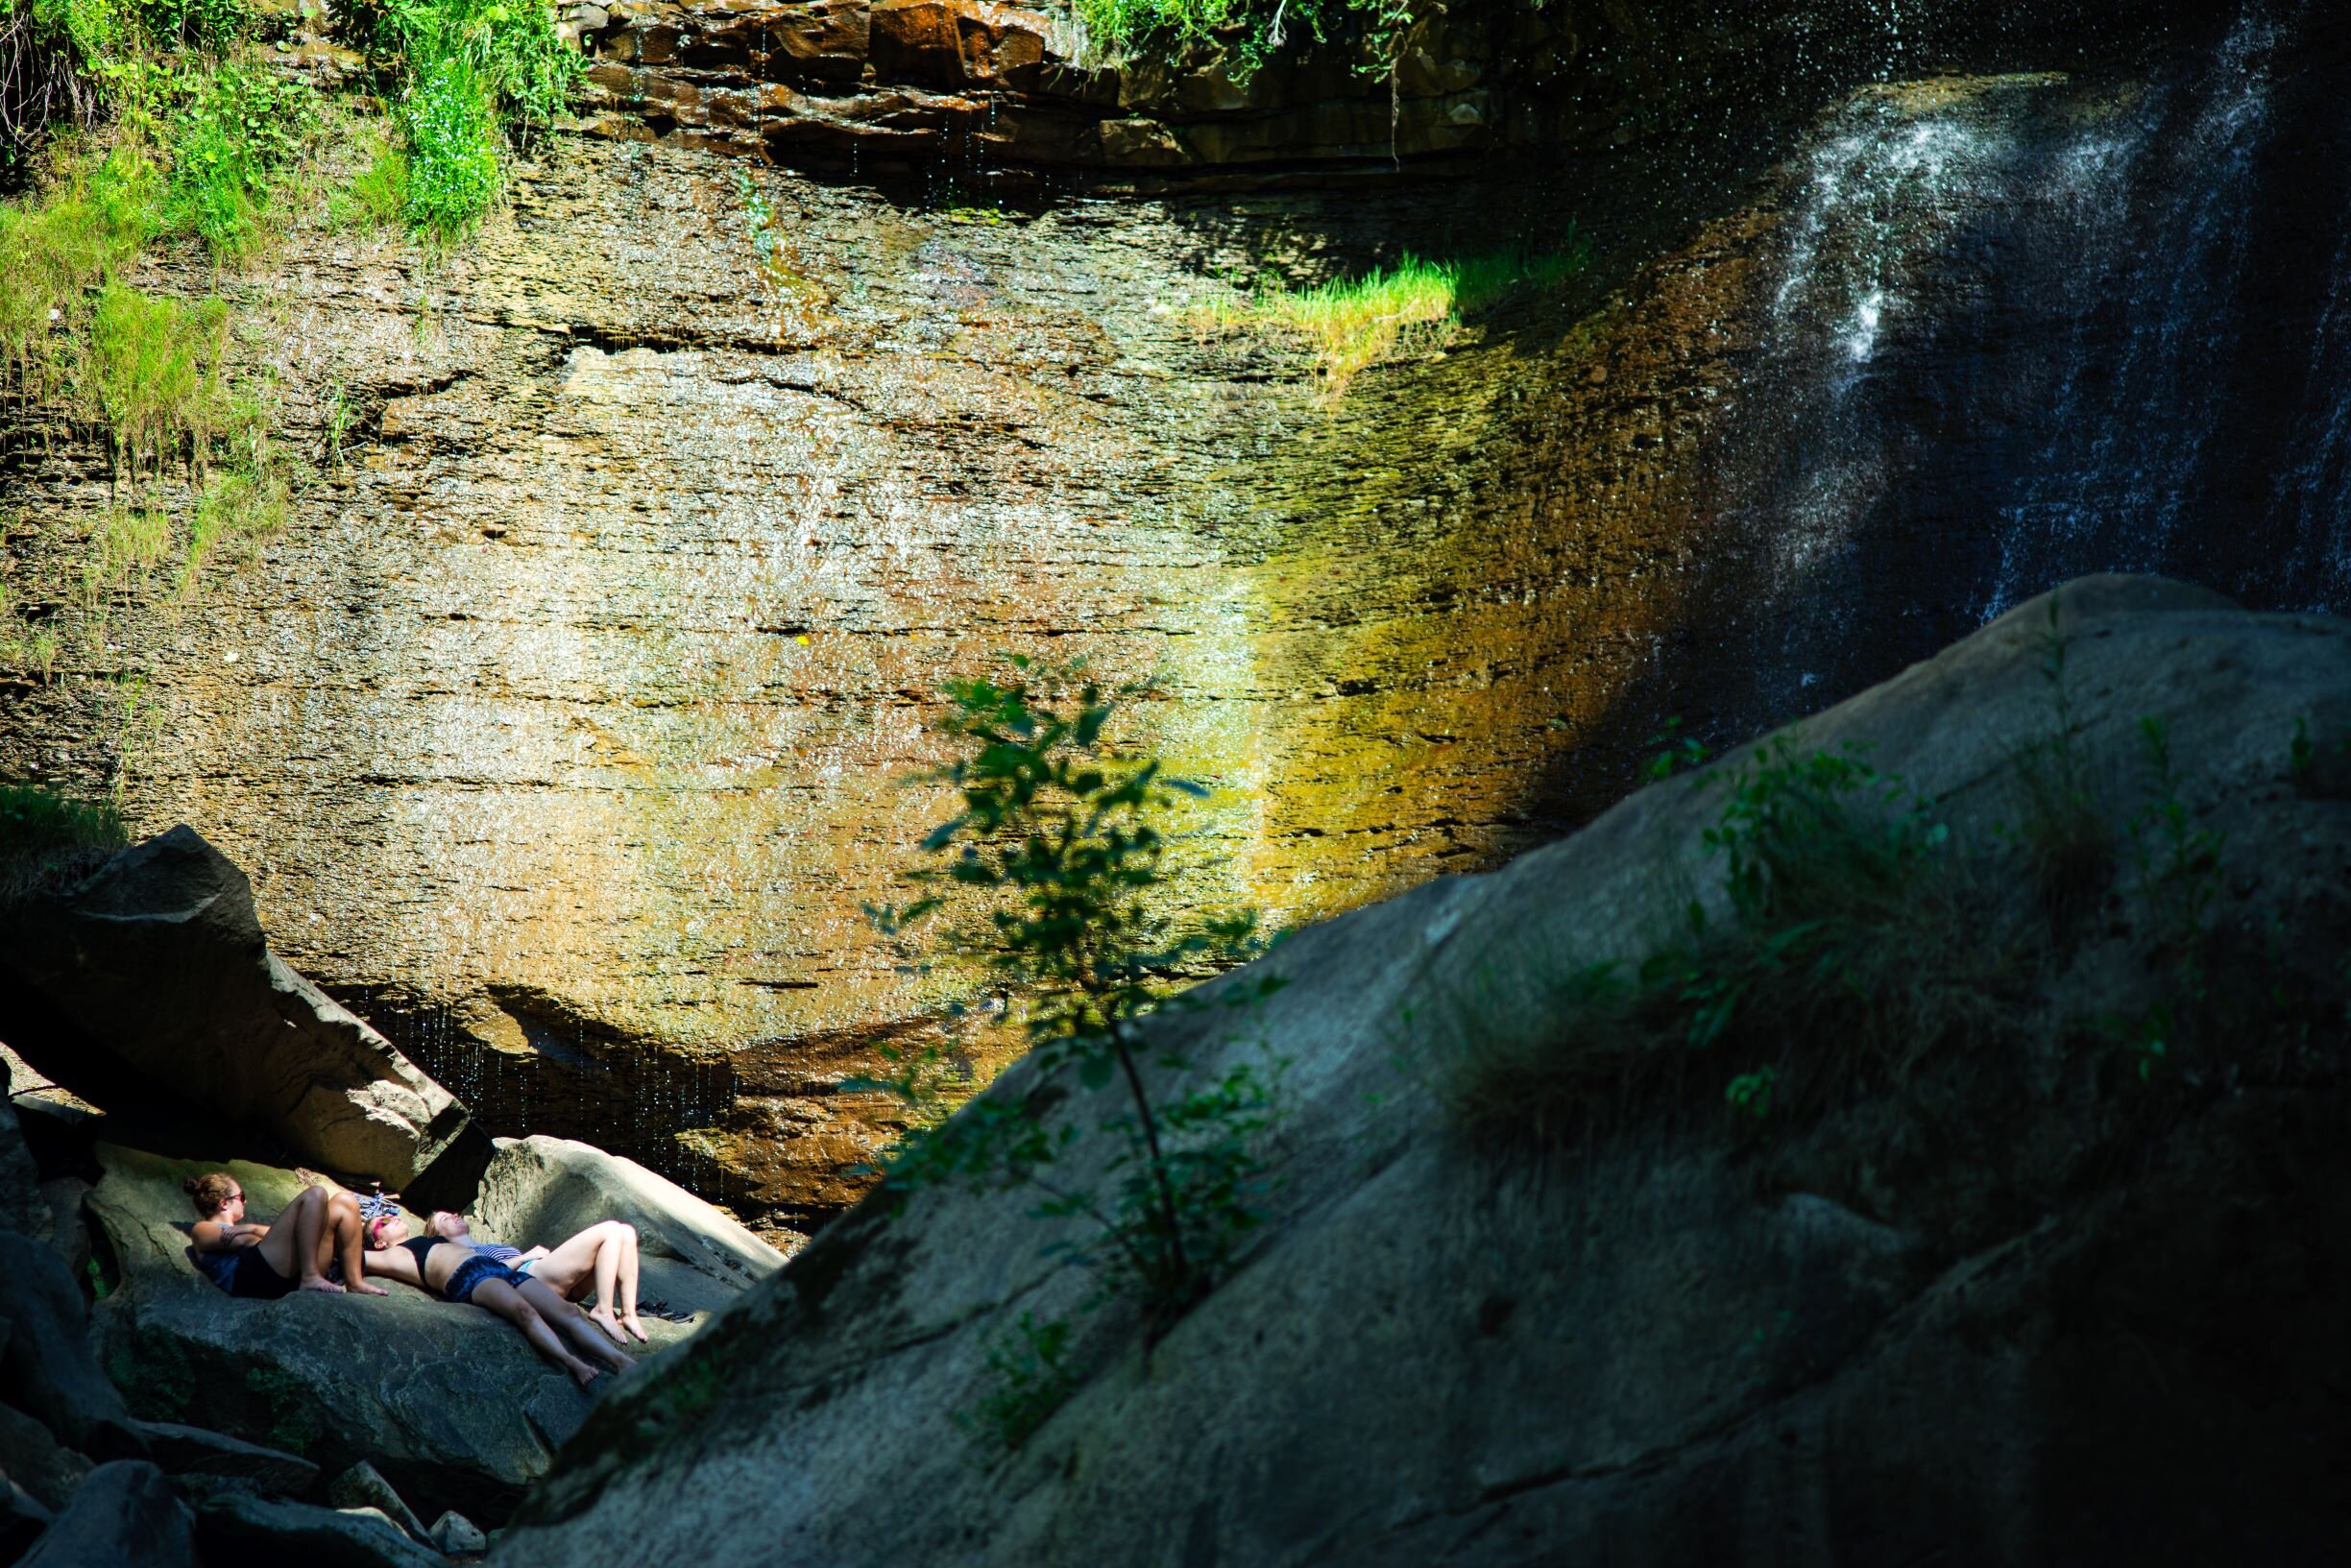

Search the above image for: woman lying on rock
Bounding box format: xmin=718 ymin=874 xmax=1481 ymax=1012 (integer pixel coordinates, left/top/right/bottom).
xmin=422 ymin=1211 xmax=651 ymax=1345
xmin=359 ymin=1209 xmax=636 ymax=1387
xmin=183 ymin=1173 xmax=390 ymax=1299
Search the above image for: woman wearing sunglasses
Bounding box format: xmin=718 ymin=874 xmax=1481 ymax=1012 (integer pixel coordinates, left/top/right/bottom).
xmin=182 ymin=1173 xmax=389 ymax=1299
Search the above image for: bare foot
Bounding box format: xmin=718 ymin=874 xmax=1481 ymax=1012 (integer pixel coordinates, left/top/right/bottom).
xmin=294 ymin=1168 xmax=325 ymax=1189
xmin=567 ymin=1360 xmax=603 ymax=1388
xmin=587 ymin=1306 xmax=629 ymax=1346
xmin=299 ymin=1276 xmax=347 ymax=1295
xmin=618 ymin=1313 xmax=650 ymax=1344
xmin=351 ymin=1280 xmax=390 ymax=1297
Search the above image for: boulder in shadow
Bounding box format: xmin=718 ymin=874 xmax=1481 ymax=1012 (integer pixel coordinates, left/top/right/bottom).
xmin=0 ymin=827 xmax=469 ymax=1190
xmin=21 ymin=1460 xmax=194 ymax=1568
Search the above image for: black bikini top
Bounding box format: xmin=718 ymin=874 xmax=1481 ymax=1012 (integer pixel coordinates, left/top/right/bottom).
xmin=401 ymin=1236 xmax=442 ymax=1270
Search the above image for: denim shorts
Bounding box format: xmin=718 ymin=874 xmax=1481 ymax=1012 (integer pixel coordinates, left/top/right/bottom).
xmin=445 ymin=1254 xmax=526 ymax=1305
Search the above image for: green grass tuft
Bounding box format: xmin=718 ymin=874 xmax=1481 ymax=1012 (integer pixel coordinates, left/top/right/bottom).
xmin=87 ymin=278 xmax=230 ymax=477
xmin=1203 ymin=243 xmax=1590 ymax=392
xmin=0 ymin=141 xmax=155 ymax=402
xmin=326 ymin=130 xmax=410 ymax=231
xmin=0 ymin=781 xmax=128 ymax=901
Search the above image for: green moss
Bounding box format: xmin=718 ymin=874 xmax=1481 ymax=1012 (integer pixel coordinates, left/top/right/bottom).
xmin=106 ymin=1334 xmax=196 ymax=1422
xmin=244 ymin=1363 xmax=323 ymax=1456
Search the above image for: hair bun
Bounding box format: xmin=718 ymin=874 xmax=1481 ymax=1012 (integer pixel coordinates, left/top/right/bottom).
xmin=180 ymin=1176 xmax=202 ymax=1195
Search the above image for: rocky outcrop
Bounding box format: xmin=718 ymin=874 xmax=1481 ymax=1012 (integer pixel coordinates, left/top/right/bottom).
xmin=496 ymin=581 xmax=2351 ymax=1566
xmin=473 ymin=1135 xmax=786 ymax=1293
xmin=187 ymin=1490 xmax=447 ymax=1568
xmin=0 ymin=827 xmax=472 ymax=1189
xmin=0 ymin=0 xmax=2298 ymax=1245
xmin=561 ymin=0 xmax=2210 ymax=183
xmin=88 ymin=1146 xmax=603 ymax=1522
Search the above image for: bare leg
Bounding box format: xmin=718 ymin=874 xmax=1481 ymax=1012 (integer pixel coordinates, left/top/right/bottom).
xmin=472 ymin=1279 xmax=602 ymax=1388
xmin=614 ymin=1224 xmax=647 ymax=1342
xmin=520 ymin=1278 xmax=634 ymax=1373
xmin=585 ymin=1222 xmax=627 ymax=1344
xmin=318 ymin=1193 xmax=389 ymax=1296
xmin=254 ymin=1187 xmax=344 ymax=1293
xmin=530 ymin=1223 xmax=632 ymax=1343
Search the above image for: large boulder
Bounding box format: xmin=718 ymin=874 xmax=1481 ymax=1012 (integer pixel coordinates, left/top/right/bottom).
xmin=471 ymin=1136 xmax=785 ymax=1302
xmin=0 ymin=1230 xmax=142 ymax=1459
xmin=189 ymin=1489 xmax=448 ymax=1568
xmin=0 ymin=826 xmax=469 ymax=1189
xmin=133 ymin=1419 xmax=322 ymax=1498
xmin=495 ymin=580 xmax=2351 ymax=1567
xmin=0 ymin=1402 xmax=89 ymax=1510
xmin=87 ymin=1141 xmax=764 ymax=1525
xmin=21 ymin=1460 xmax=195 ymax=1568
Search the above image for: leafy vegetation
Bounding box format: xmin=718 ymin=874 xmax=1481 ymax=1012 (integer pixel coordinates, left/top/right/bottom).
xmin=1073 ymin=0 xmax=1428 ymax=82
xmin=1201 ymin=244 xmax=1589 ymax=391
xmin=160 ymin=60 xmax=312 ymax=259
xmin=862 ymin=658 xmax=1284 ymax=1447
xmin=1448 ymin=738 xmax=2024 ymax=1148
xmin=957 ymin=1313 xmax=1078 ymax=1451
xmin=359 ymin=0 xmax=578 ymax=234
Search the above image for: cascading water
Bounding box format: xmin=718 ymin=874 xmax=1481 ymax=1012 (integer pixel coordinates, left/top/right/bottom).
xmin=1702 ymin=0 xmax=2351 ymax=723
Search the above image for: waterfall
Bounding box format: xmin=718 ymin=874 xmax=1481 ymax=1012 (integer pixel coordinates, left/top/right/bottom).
xmin=1709 ymin=0 xmax=2351 ymax=721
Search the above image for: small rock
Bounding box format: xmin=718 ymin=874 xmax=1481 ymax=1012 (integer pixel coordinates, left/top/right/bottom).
xmin=22 ymin=1460 xmax=195 ymax=1567
xmin=327 ymin=1460 xmax=431 ymax=1543
xmin=473 ymin=1135 xmax=783 ymax=1294
xmin=431 ymin=1508 xmax=489 ymax=1555
xmin=0 ymin=1473 xmax=51 ymax=1560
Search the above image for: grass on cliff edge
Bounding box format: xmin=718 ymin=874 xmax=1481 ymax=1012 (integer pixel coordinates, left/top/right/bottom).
xmin=1202 ymin=244 xmax=1591 ymax=391
xmin=1444 ymin=740 xmax=2034 ymax=1149
xmin=0 ymin=782 xmax=126 ymax=900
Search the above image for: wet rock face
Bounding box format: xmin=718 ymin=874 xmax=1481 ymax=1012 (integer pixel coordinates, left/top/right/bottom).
xmin=0 ymin=133 xmax=1669 ymax=1228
